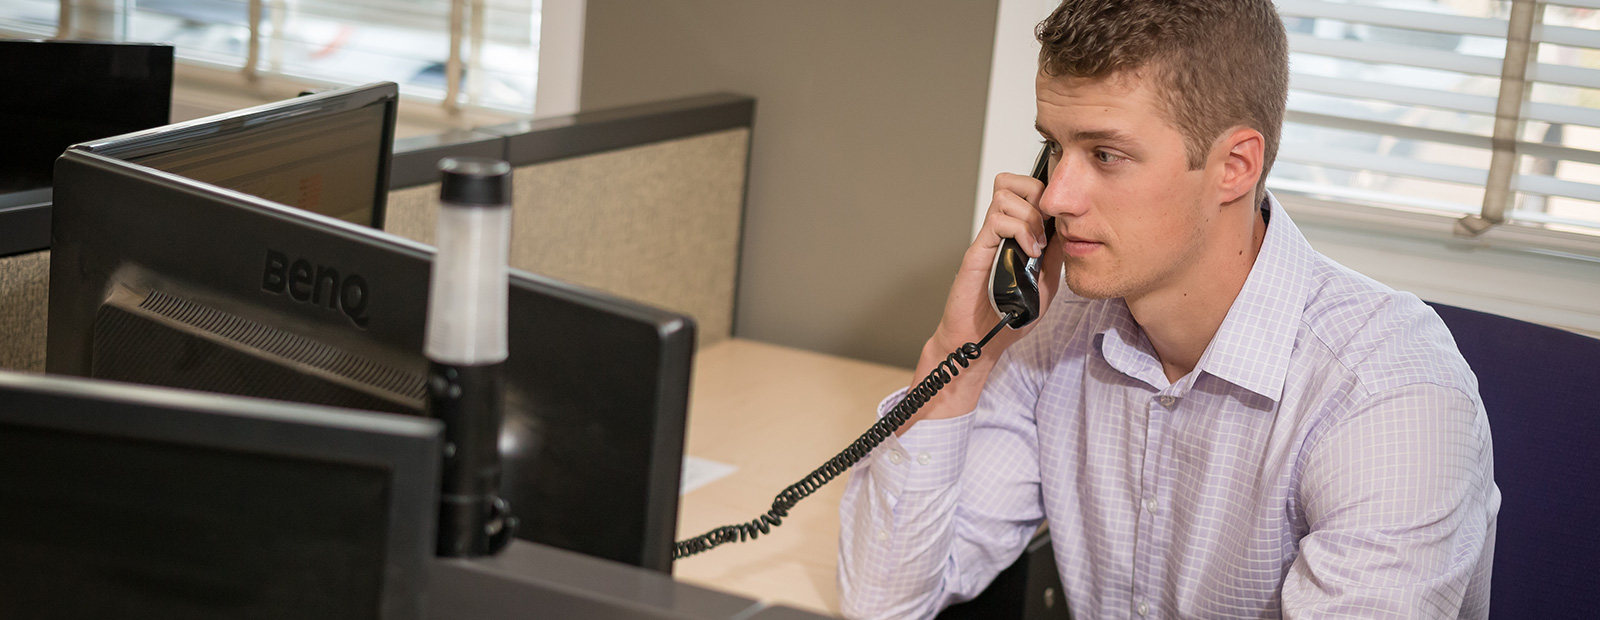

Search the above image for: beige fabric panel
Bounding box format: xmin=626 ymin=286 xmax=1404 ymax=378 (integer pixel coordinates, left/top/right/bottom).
xmin=385 ymin=128 xmax=748 ymax=346
xmin=0 ymin=250 xmax=50 ymax=373
xmin=384 ymin=182 xmax=440 ymax=246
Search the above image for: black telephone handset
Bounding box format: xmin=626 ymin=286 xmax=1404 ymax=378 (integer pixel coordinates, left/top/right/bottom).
xmin=988 ymin=145 xmax=1055 ymax=329
xmin=673 ymin=147 xmax=1055 ymax=560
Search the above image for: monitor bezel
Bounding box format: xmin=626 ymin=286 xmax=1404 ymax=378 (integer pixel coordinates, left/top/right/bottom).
xmin=73 ymin=81 xmax=398 ymax=230
xmin=0 ymin=369 xmax=442 ymax=620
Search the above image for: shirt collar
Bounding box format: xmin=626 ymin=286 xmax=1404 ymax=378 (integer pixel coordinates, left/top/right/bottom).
xmin=1094 ymin=301 xmax=1169 ymax=390
xmin=1192 ymin=192 xmax=1314 ymax=402
xmin=1092 ymin=192 xmax=1313 ymax=401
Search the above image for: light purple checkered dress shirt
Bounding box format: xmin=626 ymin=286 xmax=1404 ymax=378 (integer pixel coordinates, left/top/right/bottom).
xmin=838 ymin=193 xmax=1499 ymax=620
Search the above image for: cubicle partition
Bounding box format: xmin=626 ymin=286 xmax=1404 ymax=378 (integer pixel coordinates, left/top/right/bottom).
xmin=0 ymin=250 xmax=48 ymax=373
xmin=0 ymin=93 xmax=754 ymax=372
xmin=385 ymin=94 xmax=755 ymax=348
xmin=0 ymin=189 xmax=52 ymax=373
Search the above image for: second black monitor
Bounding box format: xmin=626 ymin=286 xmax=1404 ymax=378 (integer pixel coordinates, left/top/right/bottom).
xmin=0 ymin=39 xmax=173 ymax=195
xmin=74 ymin=81 xmax=396 ymax=228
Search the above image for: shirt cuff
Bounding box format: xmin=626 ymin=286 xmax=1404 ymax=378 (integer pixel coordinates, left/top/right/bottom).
xmin=865 ymin=387 xmax=976 ymax=493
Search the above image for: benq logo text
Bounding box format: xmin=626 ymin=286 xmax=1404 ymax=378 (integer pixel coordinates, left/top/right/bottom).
xmin=261 ymin=249 xmax=370 ymax=327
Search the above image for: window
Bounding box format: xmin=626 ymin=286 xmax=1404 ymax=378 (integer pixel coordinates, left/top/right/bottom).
xmin=0 ymin=0 xmax=541 ymax=115
xmin=1273 ymin=0 xmax=1600 ymax=249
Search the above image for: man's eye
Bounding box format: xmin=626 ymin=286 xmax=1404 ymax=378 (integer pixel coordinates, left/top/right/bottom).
xmin=1095 ymin=151 xmax=1120 ymax=164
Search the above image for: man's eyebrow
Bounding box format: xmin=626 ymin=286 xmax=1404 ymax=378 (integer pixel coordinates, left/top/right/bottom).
xmin=1034 ymin=122 xmax=1134 ymax=146
xmin=1070 ymin=129 xmax=1132 ymax=144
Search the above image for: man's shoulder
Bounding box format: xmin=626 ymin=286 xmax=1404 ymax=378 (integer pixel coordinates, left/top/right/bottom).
xmin=1297 ymin=255 xmax=1476 ymax=399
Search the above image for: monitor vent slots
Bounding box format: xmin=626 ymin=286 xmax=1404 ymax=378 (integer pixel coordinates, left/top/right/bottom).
xmin=91 ymin=287 xmax=425 ymax=413
xmin=142 ymin=290 xmax=425 ymax=399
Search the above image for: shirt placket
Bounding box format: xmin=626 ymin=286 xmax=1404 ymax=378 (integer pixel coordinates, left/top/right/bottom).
xmin=1132 ymin=391 xmax=1178 ymax=619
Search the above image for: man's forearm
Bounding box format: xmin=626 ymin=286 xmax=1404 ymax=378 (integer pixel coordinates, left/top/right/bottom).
xmin=894 ymin=338 xmax=1001 ymax=436
xmin=838 ymin=412 xmax=977 ymax=620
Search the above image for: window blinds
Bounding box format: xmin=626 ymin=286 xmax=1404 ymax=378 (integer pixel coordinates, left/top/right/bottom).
xmin=1272 ymin=0 xmax=1600 ymax=238
xmin=1 ymin=0 xmax=539 ymax=114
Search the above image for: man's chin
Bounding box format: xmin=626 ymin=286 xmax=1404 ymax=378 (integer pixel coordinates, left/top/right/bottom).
xmin=1062 ymin=268 xmax=1126 ymax=300
xmin=1063 ymin=273 xmax=1123 ymax=300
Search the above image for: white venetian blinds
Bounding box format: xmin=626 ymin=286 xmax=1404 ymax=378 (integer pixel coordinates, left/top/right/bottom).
xmin=0 ymin=0 xmax=541 ymax=114
xmin=1272 ymin=0 xmax=1600 ymax=238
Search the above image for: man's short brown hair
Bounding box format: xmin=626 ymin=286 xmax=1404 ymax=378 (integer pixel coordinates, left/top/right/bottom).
xmin=1036 ymin=0 xmax=1288 ymax=186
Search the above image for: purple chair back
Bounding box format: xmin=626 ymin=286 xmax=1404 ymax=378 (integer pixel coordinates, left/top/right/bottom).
xmin=1428 ymin=302 xmax=1600 ymax=620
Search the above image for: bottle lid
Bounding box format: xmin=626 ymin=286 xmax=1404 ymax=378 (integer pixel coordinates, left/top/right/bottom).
xmin=439 ymin=157 xmax=512 ymax=207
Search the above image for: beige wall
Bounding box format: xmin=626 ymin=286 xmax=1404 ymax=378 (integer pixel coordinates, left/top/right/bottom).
xmin=581 ymin=1 xmax=999 ymax=367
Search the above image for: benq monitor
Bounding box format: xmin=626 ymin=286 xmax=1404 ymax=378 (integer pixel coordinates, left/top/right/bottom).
xmin=46 ymin=129 xmax=694 ymax=572
xmin=74 ymin=80 xmax=397 ymax=228
xmin=0 ymin=370 xmax=441 ymax=620
xmin=0 ymin=39 xmax=173 ymax=194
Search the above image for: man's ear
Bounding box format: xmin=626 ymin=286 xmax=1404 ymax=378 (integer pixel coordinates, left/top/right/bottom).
xmin=1215 ymin=126 xmax=1264 ymax=205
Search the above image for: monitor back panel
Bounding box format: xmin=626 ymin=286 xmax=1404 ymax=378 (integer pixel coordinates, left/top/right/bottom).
xmin=0 ymin=425 xmax=394 ymax=620
xmin=0 ymin=371 xmax=441 ymax=620
xmin=47 ymin=151 xmax=693 ymax=572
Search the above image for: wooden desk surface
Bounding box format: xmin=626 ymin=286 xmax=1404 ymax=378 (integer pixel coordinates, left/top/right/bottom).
xmin=674 ymin=339 xmax=914 ymax=617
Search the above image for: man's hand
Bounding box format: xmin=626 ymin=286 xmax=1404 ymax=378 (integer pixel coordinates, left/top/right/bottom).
xmin=899 ymin=172 xmax=1064 ymax=432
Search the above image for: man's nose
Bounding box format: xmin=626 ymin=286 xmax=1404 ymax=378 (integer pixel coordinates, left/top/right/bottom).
xmin=1039 ymin=156 xmax=1089 ymax=218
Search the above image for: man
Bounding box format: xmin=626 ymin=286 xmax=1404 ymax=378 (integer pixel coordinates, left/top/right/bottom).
xmin=837 ymin=1 xmax=1499 ymax=618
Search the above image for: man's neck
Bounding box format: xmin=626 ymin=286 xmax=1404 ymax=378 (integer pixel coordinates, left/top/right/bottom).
xmin=1128 ymin=199 xmax=1269 ymax=385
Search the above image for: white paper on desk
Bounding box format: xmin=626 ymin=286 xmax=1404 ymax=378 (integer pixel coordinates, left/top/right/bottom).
xmin=681 ymin=455 xmax=738 ymax=495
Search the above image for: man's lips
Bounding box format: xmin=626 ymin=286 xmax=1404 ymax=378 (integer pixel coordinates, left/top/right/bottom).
xmin=1060 ymin=235 xmax=1103 ymax=257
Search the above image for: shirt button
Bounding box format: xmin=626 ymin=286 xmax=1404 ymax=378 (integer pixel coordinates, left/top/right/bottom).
xmin=917 ymin=452 xmax=931 ymax=465
xmin=1156 ymin=395 xmax=1177 ymax=407
xmin=1137 ymin=600 xmax=1149 ymax=616
xmin=876 ymin=529 xmax=889 ymax=542
xmin=1145 ymin=497 xmax=1159 ymax=513
xmin=888 ymin=451 xmax=904 ymax=465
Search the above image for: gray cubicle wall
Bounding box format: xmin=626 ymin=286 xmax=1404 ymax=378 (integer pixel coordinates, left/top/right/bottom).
xmin=582 ymin=0 xmax=999 ymax=367
xmin=385 ymin=95 xmax=754 ymax=349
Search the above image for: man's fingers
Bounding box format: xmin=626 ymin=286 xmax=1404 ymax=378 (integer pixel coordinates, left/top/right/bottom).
xmin=982 ymin=192 xmax=1048 ymax=256
xmin=993 ymin=171 xmax=1045 ymax=206
xmin=978 ymin=212 xmax=1045 ymax=261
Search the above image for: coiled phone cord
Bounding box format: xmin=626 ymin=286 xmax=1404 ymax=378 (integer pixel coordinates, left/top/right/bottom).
xmin=673 ymin=312 xmax=1016 ymax=560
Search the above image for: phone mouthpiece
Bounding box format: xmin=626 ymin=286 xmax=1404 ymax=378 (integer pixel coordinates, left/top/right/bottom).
xmin=988 ymin=236 xmax=1043 ymax=330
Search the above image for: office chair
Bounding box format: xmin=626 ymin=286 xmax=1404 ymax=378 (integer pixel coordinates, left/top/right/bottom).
xmin=937 ymin=528 xmax=1068 ymax=620
xmin=1427 ymin=302 xmax=1600 ymax=620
